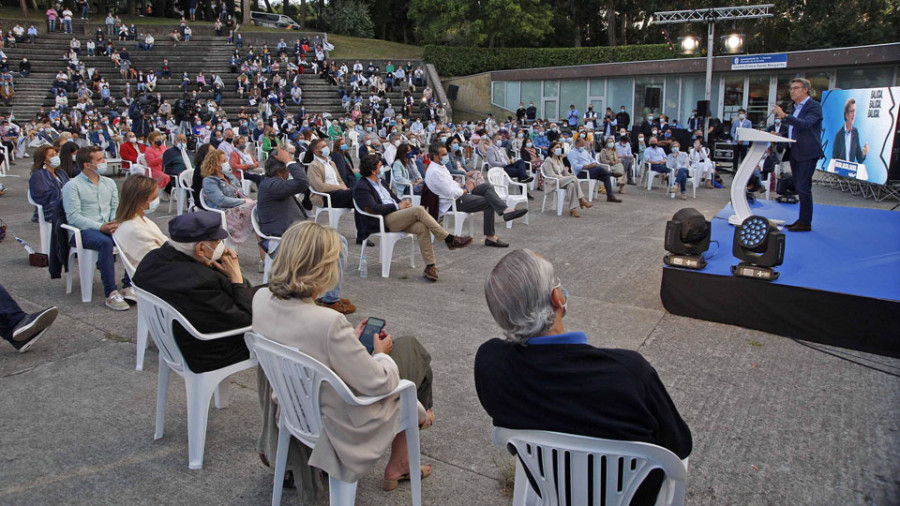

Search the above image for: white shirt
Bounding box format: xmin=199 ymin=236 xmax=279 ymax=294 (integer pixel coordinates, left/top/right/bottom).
xmin=844 ymin=128 xmax=853 ymax=161
xmin=368 ymin=178 xmax=397 ymax=208
xmin=788 ymin=96 xmax=810 ymax=140
xmin=383 ymin=143 xmax=397 ymax=166
xmin=317 ymin=155 xmax=340 ymax=185
xmin=423 ymin=162 xmax=463 ymax=214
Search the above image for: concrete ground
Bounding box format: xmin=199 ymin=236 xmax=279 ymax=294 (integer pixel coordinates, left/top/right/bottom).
xmin=0 ymin=161 xmax=898 ymax=506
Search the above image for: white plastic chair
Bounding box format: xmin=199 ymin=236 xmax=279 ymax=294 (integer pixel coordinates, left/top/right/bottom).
xmin=353 ymin=201 xmax=416 ymax=278
xmin=540 ymin=165 xmax=567 ymax=217
xmin=444 ymin=198 xmax=475 ymax=237
xmin=60 ymin=223 xmax=118 ymax=303
xmin=0 ymin=144 xmax=11 ymax=175
xmin=233 ymin=168 xmax=253 ymax=196
xmin=111 ymin=233 xmax=150 ymax=371
xmin=176 ymin=169 xmax=195 ymax=215
xmin=493 ymin=427 xmax=688 ymax=506
xmin=199 ymin=192 xmax=235 ymax=249
xmin=487 ymin=167 xmax=528 ymax=229
xmin=310 ymin=188 xmax=354 ymax=230
xmin=245 ymin=332 xmax=423 ymax=506
xmin=27 ymin=190 xmax=52 ymax=254
xmin=135 ymin=287 xmax=256 ymax=470
xmin=251 ymin=207 xmax=280 ymax=284
xmin=576 ymin=172 xmax=597 ymax=203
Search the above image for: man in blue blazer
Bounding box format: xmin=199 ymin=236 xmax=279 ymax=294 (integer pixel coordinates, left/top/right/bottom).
xmin=831 ymin=97 xmax=868 ymax=163
xmin=352 ymin=154 xmax=472 ymax=281
xmin=773 ymin=78 xmax=823 ymax=232
xmin=730 ymin=108 xmax=753 ymax=166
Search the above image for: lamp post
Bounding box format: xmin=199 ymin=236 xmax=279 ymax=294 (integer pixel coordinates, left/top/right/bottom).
xmin=654 ymin=5 xmax=773 ymax=142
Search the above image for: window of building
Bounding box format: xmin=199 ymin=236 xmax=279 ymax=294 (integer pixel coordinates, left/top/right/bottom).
xmin=634 ymin=76 xmax=664 ymax=119
xmin=837 ymin=67 xmax=894 ymax=89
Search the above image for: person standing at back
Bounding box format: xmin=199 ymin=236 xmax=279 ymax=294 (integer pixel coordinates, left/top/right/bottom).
xmin=772 ymin=78 xmax=823 ymax=232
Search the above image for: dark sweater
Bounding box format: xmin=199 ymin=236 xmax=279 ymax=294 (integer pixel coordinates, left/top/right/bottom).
xmin=474 ymin=338 xmax=692 ymax=505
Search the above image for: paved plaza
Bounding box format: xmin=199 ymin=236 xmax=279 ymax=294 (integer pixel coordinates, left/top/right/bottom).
xmin=0 ymin=165 xmax=898 ymax=505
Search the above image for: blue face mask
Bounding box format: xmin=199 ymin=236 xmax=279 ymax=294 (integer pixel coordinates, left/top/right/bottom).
xmin=340 ymin=143 xmax=348 ymax=151
xmin=440 ymin=155 xmax=450 ymax=166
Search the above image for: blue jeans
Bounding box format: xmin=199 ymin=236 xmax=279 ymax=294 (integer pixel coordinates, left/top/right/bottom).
xmin=0 ymin=283 xmax=27 ymax=343
xmin=63 ymin=19 xmax=72 ymax=33
xmin=71 ymin=229 xmax=129 ymax=297
xmin=49 ymin=19 xmax=57 ymax=32
xmin=674 ymin=168 xmax=689 ymax=192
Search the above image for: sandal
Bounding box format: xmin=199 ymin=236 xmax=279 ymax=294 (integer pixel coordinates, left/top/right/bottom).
xmin=383 ymin=464 xmax=433 ymax=491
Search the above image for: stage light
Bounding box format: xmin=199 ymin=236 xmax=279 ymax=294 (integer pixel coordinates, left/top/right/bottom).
xmin=776 ymin=175 xmax=799 ymax=204
xmin=664 ymin=208 xmax=711 ymax=270
xmin=722 ymin=32 xmax=744 ymax=54
xmin=679 ymin=35 xmax=700 ymax=55
xmin=731 ymin=215 xmax=785 ymax=281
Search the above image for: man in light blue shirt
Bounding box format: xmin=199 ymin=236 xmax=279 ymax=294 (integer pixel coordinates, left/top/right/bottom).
xmin=62 ymin=145 xmax=130 ymax=310
xmin=567 ymin=138 xmax=621 ymax=203
xmin=644 ymin=137 xmax=668 ymax=174
xmin=566 ymin=105 xmax=580 ymax=130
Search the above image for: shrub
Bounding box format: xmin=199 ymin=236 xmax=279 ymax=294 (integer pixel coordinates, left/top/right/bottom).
xmin=423 ymin=45 xmax=676 ymax=76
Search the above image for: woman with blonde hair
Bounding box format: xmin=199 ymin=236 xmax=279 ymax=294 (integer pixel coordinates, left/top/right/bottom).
xmin=253 ymin=221 xmax=435 ymax=499
xmin=200 ymin=148 xmax=256 ymax=243
xmin=113 ymin=175 xmax=168 ymax=269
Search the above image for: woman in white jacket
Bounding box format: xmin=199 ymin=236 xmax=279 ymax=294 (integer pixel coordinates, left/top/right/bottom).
xmin=689 ymin=140 xmax=714 ymax=188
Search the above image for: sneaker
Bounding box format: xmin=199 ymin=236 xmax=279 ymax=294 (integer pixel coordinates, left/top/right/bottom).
xmin=106 ymin=290 xmax=130 ymax=311
xmin=122 ymin=286 xmax=137 ymax=303
xmin=10 ymin=306 xmax=58 ymax=353
xmin=680 ymin=193 xmax=688 ymax=200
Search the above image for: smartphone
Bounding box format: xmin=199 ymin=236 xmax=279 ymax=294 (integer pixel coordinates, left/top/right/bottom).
xmin=359 ymin=317 xmax=386 ymax=354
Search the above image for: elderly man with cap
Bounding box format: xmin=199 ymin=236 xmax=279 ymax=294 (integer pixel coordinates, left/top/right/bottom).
xmin=132 ymin=211 xmax=253 ymax=373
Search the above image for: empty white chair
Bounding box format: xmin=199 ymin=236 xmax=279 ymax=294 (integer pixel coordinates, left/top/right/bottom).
xmin=0 ymin=144 xmax=11 ymax=175
xmin=493 ymin=427 xmax=688 ymax=506
xmin=175 ymin=169 xmax=195 ymax=215
xmin=60 ymin=223 xmax=118 ymax=303
xmin=310 ymin=188 xmax=354 ymax=230
xmin=245 ymin=332 xmax=423 ymax=506
xmin=251 ymin=207 xmax=280 ymax=284
xmin=111 ymin=234 xmax=150 ymax=371
xmin=136 ymin=287 xmax=256 ymax=470
xmin=540 ymin=164 xmax=567 ymax=217
xmin=353 ymin=201 xmax=416 ymax=278
xmin=27 ymin=190 xmax=52 ymax=255
xmin=487 ymin=167 xmax=528 ymax=229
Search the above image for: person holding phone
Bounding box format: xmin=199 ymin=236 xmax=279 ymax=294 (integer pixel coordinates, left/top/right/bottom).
xmin=252 ymin=221 xmax=435 ymax=499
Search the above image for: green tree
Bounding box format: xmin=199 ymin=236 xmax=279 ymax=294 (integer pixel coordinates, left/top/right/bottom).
xmin=410 ymin=0 xmax=553 ymax=47
xmin=326 ymin=0 xmax=375 ymax=38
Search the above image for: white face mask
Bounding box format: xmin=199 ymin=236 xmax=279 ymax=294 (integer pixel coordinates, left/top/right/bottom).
xmin=221 ymin=162 xmax=231 ymax=173
xmin=320 ymin=146 xmax=331 ymax=158
xmin=525 ymin=142 xmax=532 ymax=148
xmin=393 ymin=140 xmax=401 ymax=147
xmin=49 ymin=155 xmax=61 ymax=168
xmin=553 ymin=148 xmax=562 ymax=156
xmin=607 ymin=142 xmax=614 ymax=148
xmin=204 ymin=241 xmax=225 ymax=262
xmin=146 ymin=196 xmax=160 ymax=214
xmin=494 ymin=140 xmax=502 ymax=147
xmin=672 ymin=147 xmax=679 ymax=153
xmin=739 ymin=114 xmax=746 ymax=120
xmin=95 ymin=162 xmax=108 ymax=175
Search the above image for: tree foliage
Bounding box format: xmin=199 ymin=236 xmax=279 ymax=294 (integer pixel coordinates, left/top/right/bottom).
xmin=325 ymin=0 xmax=375 ymax=39
xmin=410 ymin=0 xmax=553 ymax=48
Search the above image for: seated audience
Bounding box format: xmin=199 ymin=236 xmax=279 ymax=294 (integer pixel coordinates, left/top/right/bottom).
xmin=424 ymin=142 xmax=526 ymax=248
xmin=132 ymin=211 xmax=252 ymax=373
xmin=257 ymin=146 xmax=355 ymax=314
xmin=474 ymin=249 xmax=692 ymax=505
xmin=540 ymin=141 xmax=592 ymax=217
xmin=252 ymin=221 xmax=435 ymax=500
xmin=162 ymin=133 xmax=189 ymax=178
xmin=391 ymin=142 xmax=423 ymax=197
xmin=143 ymin=130 xmax=171 ymax=190
xmin=113 ymin=175 xmax=167 ymax=268
xmin=354 ymin=154 xmax=472 ymax=281
xmin=120 ymin=132 xmax=144 ymax=168
xmin=62 ymin=145 xmax=131 ymax=310
xmin=667 ymin=141 xmax=691 ymax=200
xmin=567 ymin=138 xmax=622 ymax=203
xmin=689 ymin=140 xmax=714 ymax=188
xmin=307 ymin=139 xmax=354 ymax=210
xmin=486 ymin=133 xmax=532 ymax=183
xmin=598 ymin=135 xmax=627 ymax=194
xmin=200 ymin=148 xmax=256 ymax=243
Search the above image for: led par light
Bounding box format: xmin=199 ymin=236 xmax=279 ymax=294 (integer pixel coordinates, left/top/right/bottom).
xmin=731 ymin=215 xmax=785 ymax=281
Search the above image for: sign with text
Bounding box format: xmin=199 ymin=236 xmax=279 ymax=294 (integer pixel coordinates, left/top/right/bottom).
xmin=818 ymin=87 xmax=899 ymax=185
xmin=731 ymin=54 xmax=788 ymax=70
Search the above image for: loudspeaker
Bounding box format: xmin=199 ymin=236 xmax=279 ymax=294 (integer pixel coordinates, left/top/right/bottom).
xmin=697 ymin=100 xmax=710 ymax=117
xmin=447 ymin=85 xmax=459 ymax=101
xmin=644 ymin=87 xmax=661 ymax=109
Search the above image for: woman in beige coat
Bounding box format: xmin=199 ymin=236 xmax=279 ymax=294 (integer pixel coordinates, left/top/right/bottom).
xmin=541 ymin=141 xmax=593 ymax=217
xmin=253 ymin=221 xmax=434 ymax=495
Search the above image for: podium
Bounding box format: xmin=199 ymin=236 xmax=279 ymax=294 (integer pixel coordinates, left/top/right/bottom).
xmin=728 ymin=128 xmax=795 ymax=226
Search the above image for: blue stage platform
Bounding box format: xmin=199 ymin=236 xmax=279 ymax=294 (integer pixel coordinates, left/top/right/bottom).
xmin=661 ymin=200 xmax=900 ymax=357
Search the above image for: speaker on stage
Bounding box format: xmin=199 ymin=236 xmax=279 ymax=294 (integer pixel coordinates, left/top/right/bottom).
xmin=645 ymin=88 xmax=661 ymax=109
xmin=697 ymin=100 xmax=710 ymax=117
xmin=447 ymin=85 xmax=459 ymax=101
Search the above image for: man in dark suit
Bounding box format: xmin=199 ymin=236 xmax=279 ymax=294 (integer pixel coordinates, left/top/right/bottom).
xmin=831 ymin=97 xmax=868 ymax=163
xmin=132 ymin=212 xmax=252 ymax=373
xmin=773 ymin=78 xmax=824 ymax=232
xmin=256 ymin=146 xmax=309 ymax=237
xmin=353 ymin=154 xmax=471 ymax=282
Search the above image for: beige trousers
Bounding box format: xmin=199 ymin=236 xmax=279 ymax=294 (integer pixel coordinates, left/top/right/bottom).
xmin=384 ymin=206 xmax=449 ymax=266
